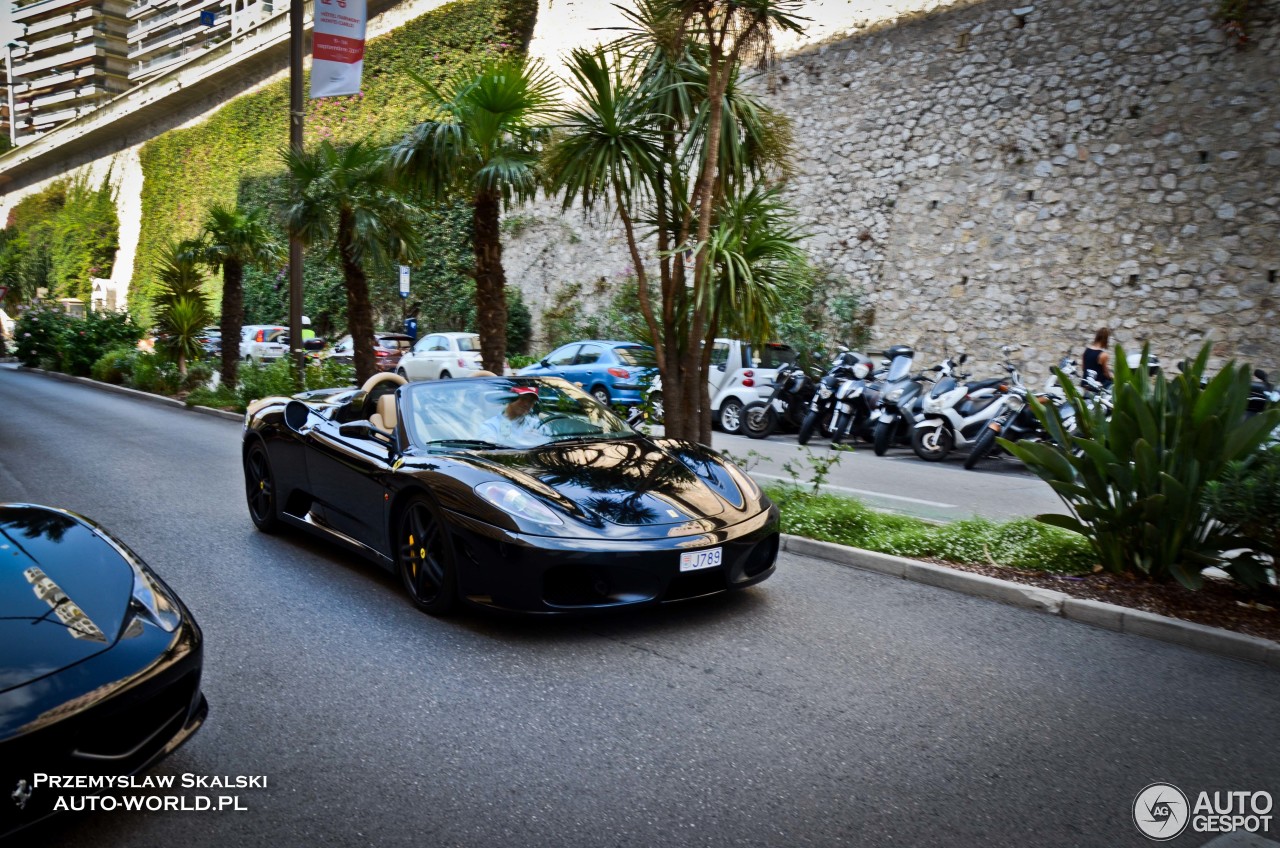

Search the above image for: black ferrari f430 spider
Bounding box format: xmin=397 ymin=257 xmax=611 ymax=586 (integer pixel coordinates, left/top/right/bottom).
xmin=242 ymin=373 xmax=779 ymax=614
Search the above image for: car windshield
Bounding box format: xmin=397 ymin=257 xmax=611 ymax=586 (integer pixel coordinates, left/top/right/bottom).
xmin=402 ymin=378 xmax=635 ymax=450
xmin=614 ymin=346 xmax=656 ymax=367
xmin=456 ymin=335 xmax=481 ymax=352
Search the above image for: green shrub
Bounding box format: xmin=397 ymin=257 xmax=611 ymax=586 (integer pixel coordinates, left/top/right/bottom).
xmin=1206 ymin=444 xmax=1280 ymax=564
xmin=13 ymin=307 xmax=72 ymax=368
xmin=128 ymin=352 xmax=181 ymax=395
xmin=91 ymin=345 xmax=140 ymax=384
xmin=186 ymin=384 xmax=242 ymax=410
xmin=60 ymin=310 xmax=145 ymax=376
xmin=766 ymin=485 xmax=1095 ymax=574
xmin=1009 ymin=343 xmax=1280 ymax=590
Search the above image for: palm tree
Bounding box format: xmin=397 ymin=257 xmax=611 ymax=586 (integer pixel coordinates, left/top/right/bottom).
xmin=199 ymin=203 xmax=283 ymax=388
xmin=153 ymin=240 xmax=213 ymax=378
xmin=283 ymin=140 xmax=420 ymax=384
xmin=547 ymin=17 xmax=802 ymax=443
xmin=388 ymin=57 xmax=557 ymax=374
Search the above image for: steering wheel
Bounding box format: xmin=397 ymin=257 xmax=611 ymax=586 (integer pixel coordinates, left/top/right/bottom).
xmin=360 ymin=371 xmax=407 ymax=394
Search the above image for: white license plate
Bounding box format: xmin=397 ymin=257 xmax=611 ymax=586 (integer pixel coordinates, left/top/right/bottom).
xmin=679 ymin=547 xmax=723 ymax=572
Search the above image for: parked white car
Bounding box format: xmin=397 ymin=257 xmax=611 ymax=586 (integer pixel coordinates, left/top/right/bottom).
xmin=397 ymin=331 xmax=485 ymax=381
xmin=645 ymin=339 xmax=797 ymax=434
xmin=240 ymin=325 xmax=287 ymax=364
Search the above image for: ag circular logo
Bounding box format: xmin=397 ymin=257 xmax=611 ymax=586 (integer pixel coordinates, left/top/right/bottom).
xmin=1134 ymin=783 xmax=1190 ymax=841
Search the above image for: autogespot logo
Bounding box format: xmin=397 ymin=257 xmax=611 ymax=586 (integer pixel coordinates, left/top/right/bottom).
xmin=1134 ymin=783 xmax=1190 ymax=841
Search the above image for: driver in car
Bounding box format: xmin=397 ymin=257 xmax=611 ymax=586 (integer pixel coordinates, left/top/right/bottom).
xmin=478 ymin=387 xmax=547 ymax=447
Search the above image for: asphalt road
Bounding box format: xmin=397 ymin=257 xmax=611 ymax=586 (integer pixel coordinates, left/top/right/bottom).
xmin=1 ymin=366 xmax=1276 ymax=848
xmin=708 ymin=429 xmax=1067 ymax=523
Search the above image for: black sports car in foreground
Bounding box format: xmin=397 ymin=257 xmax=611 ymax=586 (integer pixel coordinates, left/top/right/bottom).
xmin=243 ymin=374 xmax=779 ymax=614
xmin=0 ymin=504 xmax=207 ymax=839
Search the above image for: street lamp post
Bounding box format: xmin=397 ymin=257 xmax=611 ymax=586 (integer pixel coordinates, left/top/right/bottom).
xmin=288 ymin=1 xmax=304 ymax=385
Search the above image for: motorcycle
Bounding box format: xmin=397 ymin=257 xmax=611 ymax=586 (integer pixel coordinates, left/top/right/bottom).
xmin=797 ymin=349 xmax=876 ymax=445
xmin=870 ymin=345 xmax=927 ymax=456
xmin=964 ymin=354 xmax=1076 ymax=469
xmin=910 ymin=354 xmax=1011 ymax=462
xmin=742 ymin=361 xmax=817 ymax=439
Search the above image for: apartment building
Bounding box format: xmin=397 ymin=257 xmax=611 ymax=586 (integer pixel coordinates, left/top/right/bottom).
xmin=9 ymin=0 xmax=132 ymax=142
xmin=7 ymin=0 xmax=273 ymax=143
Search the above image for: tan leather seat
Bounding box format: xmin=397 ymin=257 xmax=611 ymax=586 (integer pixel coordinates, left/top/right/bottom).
xmin=370 ymin=392 xmax=398 ymax=432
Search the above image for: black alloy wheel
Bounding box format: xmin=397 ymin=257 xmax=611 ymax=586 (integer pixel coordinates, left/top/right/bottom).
xmin=742 ymin=402 xmax=778 ymax=439
xmin=398 ymin=496 xmax=458 ymax=615
xmin=244 ymin=442 xmax=280 ymax=532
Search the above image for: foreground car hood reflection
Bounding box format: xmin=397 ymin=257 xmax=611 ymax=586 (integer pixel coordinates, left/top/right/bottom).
xmin=470 ymin=438 xmax=729 ymax=526
xmin=0 ymin=507 xmax=131 ymax=692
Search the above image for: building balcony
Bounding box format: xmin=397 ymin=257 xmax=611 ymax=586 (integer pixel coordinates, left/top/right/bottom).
xmin=128 ymin=16 xmax=227 ymax=60
xmin=13 ymin=0 xmax=92 ymax=24
xmin=21 ymin=6 xmax=95 ymax=38
xmin=129 ymin=0 xmax=223 ymax=41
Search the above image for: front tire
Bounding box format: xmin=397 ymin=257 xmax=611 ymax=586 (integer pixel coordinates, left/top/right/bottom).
xmin=397 ymin=496 xmax=458 ymax=615
xmin=873 ymin=419 xmax=894 ymax=456
xmin=742 ymin=402 xmax=778 ymax=439
xmin=964 ymin=426 xmax=999 ymax=470
xmin=797 ymin=409 xmax=821 ymax=445
xmin=911 ymin=424 xmax=953 ymax=461
xmin=591 ymin=385 xmax=611 ymax=407
xmin=244 ymin=441 xmax=280 ymax=533
xmin=718 ymin=398 xmax=744 ymax=435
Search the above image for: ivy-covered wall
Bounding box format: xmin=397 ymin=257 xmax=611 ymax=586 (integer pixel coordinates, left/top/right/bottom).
xmin=0 ymin=174 xmax=118 ymax=311
xmin=133 ymin=0 xmax=538 ymax=337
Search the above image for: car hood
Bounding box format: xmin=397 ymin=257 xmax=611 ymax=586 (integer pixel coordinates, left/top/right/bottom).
xmin=455 ymin=437 xmax=731 ymax=527
xmin=0 ymin=506 xmax=132 ymax=693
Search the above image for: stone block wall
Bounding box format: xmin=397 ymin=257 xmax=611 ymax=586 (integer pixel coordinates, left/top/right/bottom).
xmin=505 ymin=0 xmax=1280 ymax=380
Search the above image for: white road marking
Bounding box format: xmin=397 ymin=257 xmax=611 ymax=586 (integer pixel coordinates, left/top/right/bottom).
xmin=750 ymin=472 xmax=958 ymax=508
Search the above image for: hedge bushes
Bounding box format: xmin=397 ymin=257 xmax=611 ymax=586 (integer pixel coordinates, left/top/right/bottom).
xmin=14 ymin=307 xmax=143 ymax=375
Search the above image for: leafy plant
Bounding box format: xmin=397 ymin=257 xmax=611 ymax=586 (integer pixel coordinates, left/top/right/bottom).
xmin=1008 ymin=343 xmax=1280 ymax=590
xmin=152 ymin=241 xmax=214 ymax=377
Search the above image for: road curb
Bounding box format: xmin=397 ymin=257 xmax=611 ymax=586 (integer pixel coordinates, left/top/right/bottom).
xmin=20 ymin=366 xmax=244 ymax=423
xmin=781 ymin=534 xmax=1280 ymax=669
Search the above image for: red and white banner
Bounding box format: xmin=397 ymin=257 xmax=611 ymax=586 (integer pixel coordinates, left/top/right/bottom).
xmin=310 ymin=0 xmax=367 ymax=99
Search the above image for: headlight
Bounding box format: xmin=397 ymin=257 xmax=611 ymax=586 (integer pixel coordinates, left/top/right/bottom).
xmin=475 ymin=481 xmax=563 ymax=526
xmin=1004 ymin=394 xmax=1025 ymax=413
xmin=887 ymin=388 xmax=904 ymax=403
xmin=922 ymin=396 xmax=941 ymax=412
xmin=128 ymin=560 xmax=182 ymax=632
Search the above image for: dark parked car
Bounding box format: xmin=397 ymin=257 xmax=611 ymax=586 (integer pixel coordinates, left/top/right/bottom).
xmin=0 ymin=504 xmax=207 ymax=838
xmin=517 ymin=340 xmax=657 ymax=407
xmin=242 ymin=374 xmax=779 ymax=615
xmin=327 ymin=333 xmax=414 ymax=373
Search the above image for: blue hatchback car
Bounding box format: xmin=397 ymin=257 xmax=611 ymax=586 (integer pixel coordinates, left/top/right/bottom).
xmin=518 ymin=340 xmax=657 ymax=407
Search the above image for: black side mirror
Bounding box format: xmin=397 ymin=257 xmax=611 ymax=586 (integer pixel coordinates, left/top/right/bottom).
xmin=284 ymin=400 xmax=312 ymax=433
xmin=540 ymin=359 xmax=551 ymax=368
xmin=1255 ymin=369 xmax=1269 ymax=382
xmin=716 ymin=364 xmax=726 ymax=371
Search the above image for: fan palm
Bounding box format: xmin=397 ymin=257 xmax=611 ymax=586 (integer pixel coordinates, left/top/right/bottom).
xmin=152 ymin=239 xmax=213 ymax=378
xmin=283 ymin=140 xmax=420 ymax=383
xmin=389 ymin=57 xmax=557 ymax=374
xmin=199 ymin=203 xmax=283 ymax=388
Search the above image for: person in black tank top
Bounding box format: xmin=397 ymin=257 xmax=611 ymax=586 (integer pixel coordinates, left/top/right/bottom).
xmin=1083 ymin=327 xmax=1112 ymax=388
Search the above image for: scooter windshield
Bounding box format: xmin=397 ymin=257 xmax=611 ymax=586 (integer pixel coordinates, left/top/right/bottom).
xmin=885 ymin=355 xmax=913 ymax=382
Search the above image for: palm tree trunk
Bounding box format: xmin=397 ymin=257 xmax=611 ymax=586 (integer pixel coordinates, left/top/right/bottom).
xmin=340 ymin=210 xmax=378 ymax=384
xmin=472 ymin=189 xmax=507 ymax=374
xmin=219 ymin=259 xmax=243 ymax=388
